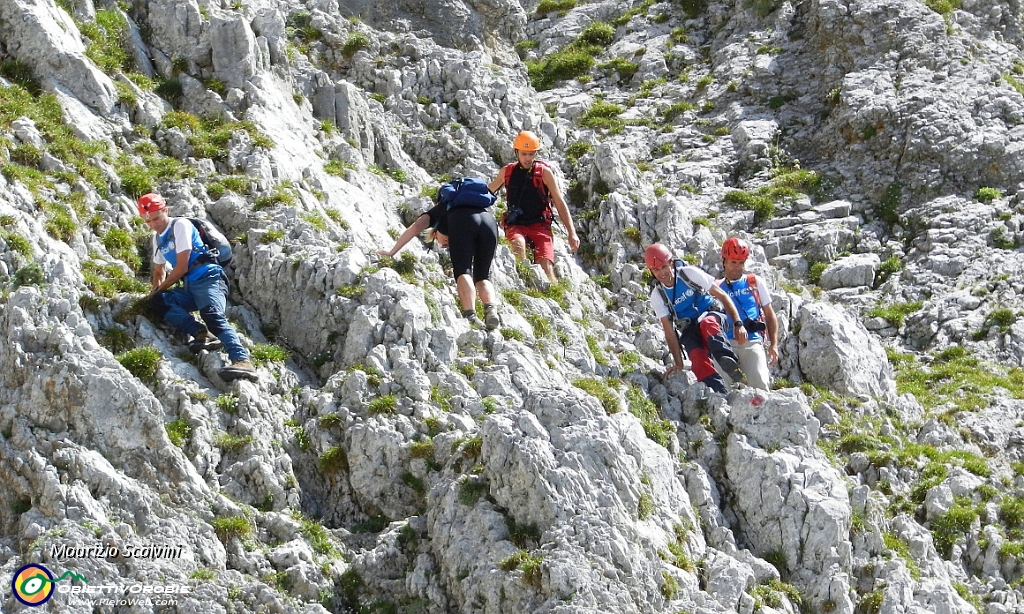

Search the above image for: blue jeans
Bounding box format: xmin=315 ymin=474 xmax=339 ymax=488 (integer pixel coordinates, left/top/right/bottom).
xmin=155 ymin=267 xmax=249 ymax=362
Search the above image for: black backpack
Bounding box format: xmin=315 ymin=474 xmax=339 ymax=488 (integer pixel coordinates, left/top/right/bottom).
xmin=156 ymin=218 xmax=232 ymax=267
xmin=188 ymin=218 xmax=232 ymax=266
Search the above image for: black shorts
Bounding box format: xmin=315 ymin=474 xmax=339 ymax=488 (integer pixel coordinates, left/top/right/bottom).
xmin=446 ymin=208 xmax=498 ymax=283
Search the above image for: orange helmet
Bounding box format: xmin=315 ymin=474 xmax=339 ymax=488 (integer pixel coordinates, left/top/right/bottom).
xmin=721 ymin=237 xmax=750 ymax=261
xmin=512 ymin=130 xmax=543 ymax=152
xmin=137 ymin=193 xmax=166 ymax=215
xmin=644 ymin=243 xmax=673 ymax=270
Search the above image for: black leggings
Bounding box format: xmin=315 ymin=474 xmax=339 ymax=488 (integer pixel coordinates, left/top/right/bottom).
xmin=446 ymin=207 xmax=498 ymax=283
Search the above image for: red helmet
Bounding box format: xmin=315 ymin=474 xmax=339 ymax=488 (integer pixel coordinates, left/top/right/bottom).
xmin=721 ymin=237 xmax=750 ymax=261
xmin=644 ymin=243 xmax=673 ymax=270
xmin=137 ymin=193 xmax=166 ymax=215
xmin=512 ymin=130 xmax=543 ymax=152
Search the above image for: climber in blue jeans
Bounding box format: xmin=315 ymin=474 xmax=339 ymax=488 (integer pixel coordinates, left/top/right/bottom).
xmin=138 ymin=193 xmax=256 ymax=382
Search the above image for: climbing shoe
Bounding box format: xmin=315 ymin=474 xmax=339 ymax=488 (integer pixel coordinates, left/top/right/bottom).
xmin=484 ymin=304 xmax=501 ymax=331
xmin=219 ymin=360 xmax=257 ymax=382
xmin=188 ymin=331 xmax=223 ymax=354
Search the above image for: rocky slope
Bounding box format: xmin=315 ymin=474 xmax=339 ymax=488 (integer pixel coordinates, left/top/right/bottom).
xmin=1 ymin=0 xmax=1024 ymax=613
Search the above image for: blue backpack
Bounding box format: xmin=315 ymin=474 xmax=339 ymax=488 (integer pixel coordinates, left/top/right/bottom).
xmin=437 ymin=177 xmax=496 ymax=210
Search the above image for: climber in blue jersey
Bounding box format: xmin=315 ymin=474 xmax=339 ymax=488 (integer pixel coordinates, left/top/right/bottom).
xmin=139 ymin=193 xmax=255 ymax=382
xmin=714 ymin=237 xmax=779 ymax=390
xmin=645 ymin=243 xmax=747 ymax=394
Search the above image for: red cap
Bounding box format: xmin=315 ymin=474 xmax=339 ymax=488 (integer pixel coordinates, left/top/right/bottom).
xmin=137 ymin=193 xmax=166 ymax=215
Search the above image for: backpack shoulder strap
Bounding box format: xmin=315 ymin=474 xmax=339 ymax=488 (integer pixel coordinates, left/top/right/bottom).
xmin=675 ymin=260 xmax=705 ymax=294
xmin=502 ymin=162 xmax=516 ymax=187
xmin=746 ymin=273 xmax=763 ymax=314
xmin=532 ymin=160 xmax=551 ymax=196
xmin=186 ymin=218 xmax=210 ymax=252
xmin=651 ymin=279 xmax=676 ymax=324
xmin=155 ymin=218 xmax=183 ymax=253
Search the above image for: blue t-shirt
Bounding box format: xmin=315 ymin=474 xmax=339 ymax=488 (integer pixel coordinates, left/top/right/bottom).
xmin=152 ymin=218 xmax=214 ymax=282
xmin=715 ymin=274 xmax=772 ymax=341
xmin=649 ymin=264 xmax=716 ymax=323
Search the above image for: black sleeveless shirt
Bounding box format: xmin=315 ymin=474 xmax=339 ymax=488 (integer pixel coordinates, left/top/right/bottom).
xmin=506 ymin=164 xmax=550 ymax=226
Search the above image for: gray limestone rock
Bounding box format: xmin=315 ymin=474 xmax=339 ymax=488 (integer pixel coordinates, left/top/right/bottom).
xmin=797 ymin=301 xmax=896 ymax=399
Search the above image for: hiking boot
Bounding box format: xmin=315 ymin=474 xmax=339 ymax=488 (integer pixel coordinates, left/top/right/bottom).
xmin=484 ymin=305 xmax=501 ymax=331
xmin=188 ymin=331 xmax=223 ymax=354
xmin=219 ymin=360 xmax=257 ymax=382
xmin=701 ymin=374 xmax=729 ymax=395
xmin=715 ymin=353 xmax=745 ymax=384
xmin=462 ymin=309 xmax=485 ymax=330
xmin=706 ymin=332 xmax=745 ymax=384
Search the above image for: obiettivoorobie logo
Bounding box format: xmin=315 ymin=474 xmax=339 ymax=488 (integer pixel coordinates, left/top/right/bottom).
xmin=10 ymin=564 xmax=86 ymax=607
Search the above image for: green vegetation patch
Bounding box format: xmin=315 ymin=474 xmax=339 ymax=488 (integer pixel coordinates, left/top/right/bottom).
xmin=498 ymin=550 xmax=544 ymax=587
xmin=83 ymin=260 xmax=148 ymax=298
xmin=211 ymin=515 xmax=253 ymax=542
xmin=600 ymin=58 xmax=639 ymax=82
xmin=883 ymin=532 xmax=921 ymax=579
xmin=526 ymin=22 xmax=618 ymax=90
xmin=535 ymin=0 xmax=577 ymax=16
xmin=161 ymin=111 xmax=273 ymax=161
xmin=215 ymin=433 xmax=256 ymax=452
xmin=579 ymin=99 xmax=625 ymax=132
xmin=207 ymin=175 xmax=255 ymax=199
xmin=98 ymin=327 xmax=134 ymax=354
xmin=285 ymin=11 xmax=323 ymax=45
xmin=506 ymin=516 xmax=541 ymax=549
xmin=409 ymin=439 xmax=435 ymax=460
xmin=627 ymin=385 xmax=673 ymax=448
xmin=1000 ymin=495 xmax=1024 ymax=533
xmin=81 ymin=8 xmax=131 ymax=74
xmin=380 ymin=251 xmax=418 ymax=283
xmin=572 ymin=377 xmax=620 ymax=414
xmin=216 ymin=394 xmax=239 ymax=414
xmin=749 ymin=579 xmax=802 ymax=610
xmin=925 ymin=0 xmax=961 ymax=15
xmin=368 ymin=394 xmax=398 ymax=415
xmin=341 ymin=32 xmax=369 ymax=56
xmin=978 ymin=308 xmax=1017 ymax=335
xmin=721 ymin=169 xmax=821 ymax=225
xmin=666 ymin=523 xmax=695 ymax=571
xmin=13 ymin=261 xmax=45 ymax=288
xmin=250 ymin=343 xmax=290 ymax=366
xmin=931 ymin=497 xmax=979 ymax=558
xmin=116 ymin=345 xmax=162 ymax=384
xmin=1 ymin=228 xmax=32 ymax=257
xmin=165 ymin=419 xmax=191 ymax=447
xmin=865 ymin=301 xmax=922 ymax=328
xmin=877 ymin=182 xmax=901 ymax=225
xmin=638 ymin=492 xmax=655 ymax=519
xmin=874 ymin=255 xmax=904 ymax=288
xmin=975 ymin=187 xmax=1002 ymax=203
xmin=320 ymin=445 xmax=349 ymax=472
xmin=101 ymin=228 xmax=143 ymax=271
xmin=458 ymin=477 xmax=488 ymax=506
xmin=294 ymin=511 xmax=338 ymax=556
xmin=889 ymin=347 xmax=1024 ymax=413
